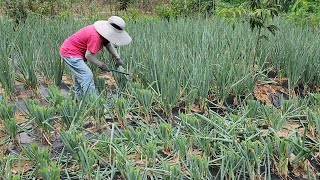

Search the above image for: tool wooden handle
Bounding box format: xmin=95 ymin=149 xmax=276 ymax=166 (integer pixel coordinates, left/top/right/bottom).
xmin=110 ymin=69 xmax=130 ymax=75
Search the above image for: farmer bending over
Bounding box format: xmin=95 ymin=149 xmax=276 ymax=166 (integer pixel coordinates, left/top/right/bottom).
xmin=59 ymin=16 xmax=132 ymax=98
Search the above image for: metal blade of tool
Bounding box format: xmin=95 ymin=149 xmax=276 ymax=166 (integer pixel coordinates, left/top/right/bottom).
xmin=116 ymin=65 xmax=131 ymax=80
xmin=99 ymin=67 xmax=131 ymax=80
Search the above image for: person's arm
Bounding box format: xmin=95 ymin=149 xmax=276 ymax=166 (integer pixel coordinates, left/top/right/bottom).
xmin=85 ymin=50 xmax=103 ymax=67
xmin=105 ymin=43 xmax=124 ymax=67
xmin=105 ymin=43 xmax=120 ymax=60
xmin=85 ymin=50 xmax=109 ymax=71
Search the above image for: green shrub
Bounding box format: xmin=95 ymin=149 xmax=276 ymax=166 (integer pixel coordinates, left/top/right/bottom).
xmin=286 ymin=0 xmax=320 ymax=26
xmin=156 ymin=0 xmax=215 ymax=19
xmin=118 ymin=0 xmax=135 ymax=11
xmin=2 ymin=0 xmax=27 ymax=24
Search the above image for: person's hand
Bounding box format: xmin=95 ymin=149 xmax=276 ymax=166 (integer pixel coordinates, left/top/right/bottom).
xmin=115 ymin=58 xmax=124 ymax=68
xmin=99 ymin=64 xmax=110 ymax=72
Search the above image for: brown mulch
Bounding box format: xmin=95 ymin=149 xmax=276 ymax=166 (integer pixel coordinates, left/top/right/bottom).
xmin=289 ymin=153 xmax=320 ymax=179
xmin=97 ymin=72 xmax=117 ymax=87
xmin=254 ymin=80 xmax=289 ymax=106
xmin=62 ymin=75 xmax=73 ymax=86
xmin=277 ymin=123 xmax=302 ymax=137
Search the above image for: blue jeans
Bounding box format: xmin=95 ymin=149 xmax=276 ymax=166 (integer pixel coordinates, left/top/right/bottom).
xmin=61 ymin=56 xmax=97 ymax=99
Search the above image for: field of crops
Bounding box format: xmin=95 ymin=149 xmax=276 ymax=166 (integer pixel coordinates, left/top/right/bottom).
xmin=0 ymin=16 xmax=320 ymax=179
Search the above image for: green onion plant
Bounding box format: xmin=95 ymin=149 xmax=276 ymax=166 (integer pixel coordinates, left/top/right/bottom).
xmin=135 ymin=88 xmax=154 ymax=121
xmin=57 ymin=97 xmax=90 ymax=129
xmin=95 ymin=77 xmax=106 ymax=96
xmin=3 ymin=118 xmax=18 ymax=144
xmin=22 ymin=143 xmax=60 ymax=179
xmin=187 ymin=154 xmax=210 ymax=179
xmin=156 ymin=122 xmax=173 ymax=153
xmin=14 ymin=26 xmax=38 ymax=90
xmin=47 ymin=85 xmax=66 ymax=108
xmin=114 ymin=97 xmax=130 ymax=127
xmin=25 ymin=99 xmax=55 ymax=134
xmin=124 ymin=164 xmax=142 ymax=180
xmin=0 ymin=97 xmax=16 ymax=120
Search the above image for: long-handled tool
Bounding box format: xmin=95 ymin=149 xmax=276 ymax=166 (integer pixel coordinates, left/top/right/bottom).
xmin=99 ymin=66 xmax=131 ymax=80
xmin=110 ymin=69 xmax=130 ymax=75
xmin=116 ymin=65 xmax=131 ymax=80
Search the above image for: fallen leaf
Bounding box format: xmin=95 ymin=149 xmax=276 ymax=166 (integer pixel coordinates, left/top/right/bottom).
xmin=15 ymin=112 xmax=26 ymax=124
xmin=62 ymin=75 xmax=73 ymax=85
xmin=14 ymin=81 xmax=24 ymax=86
xmin=289 ymin=153 xmax=319 ymax=179
xmin=98 ymin=73 xmax=117 ymax=87
xmin=191 ymin=104 xmax=203 ymax=113
xmin=12 ymin=160 xmax=33 ymax=175
xmin=15 ymin=89 xmax=34 ymax=99
xmin=277 ymin=123 xmax=302 ymax=137
xmin=254 ymin=83 xmax=288 ymax=107
xmin=188 ymin=148 xmax=203 ymax=156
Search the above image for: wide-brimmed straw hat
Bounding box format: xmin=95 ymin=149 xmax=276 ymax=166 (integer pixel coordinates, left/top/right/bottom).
xmin=94 ymin=16 xmax=132 ymax=46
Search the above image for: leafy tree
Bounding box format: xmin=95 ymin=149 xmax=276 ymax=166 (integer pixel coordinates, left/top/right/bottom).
xmin=157 ymin=0 xmax=217 ymax=19
xmin=118 ymin=0 xmax=134 ymax=11
xmin=2 ymin=0 xmax=27 ymax=25
xmin=246 ymin=0 xmax=281 ymax=64
xmin=287 ymin=0 xmax=320 ymax=25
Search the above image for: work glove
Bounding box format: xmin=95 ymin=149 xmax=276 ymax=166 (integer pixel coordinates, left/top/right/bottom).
xmin=115 ymin=58 xmax=124 ymax=68
xmin=99 ymin=64 xmax=110 ymax=72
